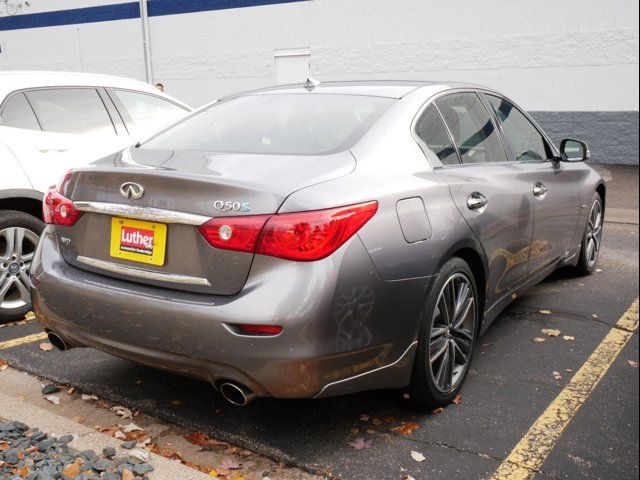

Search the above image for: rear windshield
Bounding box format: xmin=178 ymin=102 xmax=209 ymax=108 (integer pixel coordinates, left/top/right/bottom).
xmin=141 ymin=94 xmax=395 ymax=155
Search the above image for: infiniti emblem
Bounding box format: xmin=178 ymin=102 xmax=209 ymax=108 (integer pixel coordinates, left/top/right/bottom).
xmin=120 ymin=182 xmax=144 ymax=200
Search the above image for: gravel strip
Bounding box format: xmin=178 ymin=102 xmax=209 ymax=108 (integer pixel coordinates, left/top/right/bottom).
xmin=0 ymin=419 xmax=154 ymax=479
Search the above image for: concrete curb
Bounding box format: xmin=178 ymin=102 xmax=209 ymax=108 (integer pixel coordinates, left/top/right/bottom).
xmin=605 ymin=208 xmax=639 ymax=225
xmin=0 ymin=390 xmax=212 ymax=480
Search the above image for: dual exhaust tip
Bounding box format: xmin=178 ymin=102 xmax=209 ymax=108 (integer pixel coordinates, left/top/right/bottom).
xmin=46 ymin=331 xmax=256 ymax=407
xmin=219 ymin=381 xmax=256 ymax=406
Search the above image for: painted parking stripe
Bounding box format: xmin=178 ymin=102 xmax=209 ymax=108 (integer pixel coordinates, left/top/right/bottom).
xmin=0 ymin=332 xmax=48 ymax=350
xmin=489 ymin=298 xmax=639 ymax=480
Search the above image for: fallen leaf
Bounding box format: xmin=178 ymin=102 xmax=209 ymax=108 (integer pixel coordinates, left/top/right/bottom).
xmin=391 ymin=422 xmax=421 ymax=435
xmin=350 ymin=428 xmax=359 ymax=434
xmin=533 ymin=337 xmax=546 ymax=344
xmin=348 ymin=438 xmax=373 ymax=450
xmin=209 ymin=469 xmax=218 ymax=477
xmin=114 ymin=431 xmax=126 ymax=440
xmin=432 ymin=407 xmax=444 ymax=414
xmin=39 ymin=342 xmax=54 ymax=352
xmin=404 ymin=476 xmax=416 ymax=480
xmin=402 ymin=393 xmax=411 ymax=399
xmin=359 ymin=414 xmax=370 ymax=422
xmin=25 ymin=311 xmax=36 ymax=320
xmin=628 ymin=360 xmax=638 ymax=368
xmin=411 ymin=451 xmax=426 ymax=462
xmin=72 ymin=416 xmax=86 ymax=424
xmin=452 ymin=394 xmax=462 ymax=405
xmin=61 ymin=463 xmax=80 ymax=478
xmin=0 ymin=359 xmax=7 ymax=372
xmin=123 ymin=423 xmax=143 ymax=433
xmin=563 ymin=335 xmax=575 ymax=341
xmin=372 ymin=418 xmax=382 ymax=426
xmin=67 ymin=387 xmax=76 ymax=394
xmin=170 ymin=399 xmax=183 ymax=406
xmin=553 ymin=371 xmax=562 ymax=380
xmin=45 ymin=395 xmax=61 ymax=405
xmin=595 ymin=268 xmax=602 ymax=273
xmin=542 ymin=328 xmax=561 ymax=337
xmin=111 ymin=406 xmax=133 ymax=419
xmin=81 ymin=394 xmax=98 ymax=402
xmin=383 ymin=417 xmax=396 ymax=424
xmin=539 ymin=309 xmax=552 ymax=315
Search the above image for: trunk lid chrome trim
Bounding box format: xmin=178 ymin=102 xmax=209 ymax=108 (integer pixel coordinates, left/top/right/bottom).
xmin=76 ymin=256 xmax=212 ymax=286
xmin=74 ymin=201 xmax=209 ymax=226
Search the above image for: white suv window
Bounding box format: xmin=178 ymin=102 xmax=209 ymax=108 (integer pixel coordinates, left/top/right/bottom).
xmin=25 ymin=88 xmax=116 ymax=135
xmin=112 ymin=90 xmax=186 ymax=134
xmin=0 ymin=93 xmax=41 ymax=130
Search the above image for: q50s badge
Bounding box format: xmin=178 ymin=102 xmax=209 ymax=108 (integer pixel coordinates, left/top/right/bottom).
xmin=213 ymin=200 xmax=251 ymax=213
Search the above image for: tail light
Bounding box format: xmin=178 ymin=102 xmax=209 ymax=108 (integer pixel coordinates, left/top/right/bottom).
xmin=198 ymin=201 xmax=378 ymax=262
xmin=234 ymin=324 xmax=283 ymax=336
xmin=43 ymin=186 xmax=83 ymax=227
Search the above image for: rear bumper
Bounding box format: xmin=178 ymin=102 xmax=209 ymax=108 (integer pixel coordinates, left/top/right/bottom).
xmin=31 ymin=227 xmax=430 ymax=399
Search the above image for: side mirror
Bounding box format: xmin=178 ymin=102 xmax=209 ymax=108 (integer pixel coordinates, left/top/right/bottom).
xmin=560 ymin=139 xmax=590 ymax=162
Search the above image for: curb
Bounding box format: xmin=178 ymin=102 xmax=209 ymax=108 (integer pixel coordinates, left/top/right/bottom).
xmin=0 ymin=390 xmax=212 ymax=480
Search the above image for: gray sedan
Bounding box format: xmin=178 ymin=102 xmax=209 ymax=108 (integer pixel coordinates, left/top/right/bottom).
xmin=30 ymin=81 xmax=604 ymax=407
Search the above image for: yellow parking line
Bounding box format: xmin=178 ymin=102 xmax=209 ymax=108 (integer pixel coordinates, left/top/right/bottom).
xmin=490 ymin=298 xmax=639 ymax=480
xmin=0 ymin=332 xmax=48 ymax=350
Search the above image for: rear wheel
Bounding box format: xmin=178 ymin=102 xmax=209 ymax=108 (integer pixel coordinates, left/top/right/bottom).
xmin=410 ymin=257 xmax=479 ymax=407
xmin=573 ymin=193 xmax=603 ymax=276
xmin=0 ymin=210 xmax=44 ymax=323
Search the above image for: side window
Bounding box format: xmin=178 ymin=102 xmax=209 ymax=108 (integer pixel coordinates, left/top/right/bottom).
xmin=111 ymin=90 xmax=187 ymax=134
xmin=25 ymin=88 xmax=115 ymax=135
xmin=435 ymin=93 xmax=508 ymax=165
xmin=415 ymin=104 xmax=460 ymax=165
xmin=487 ymin=95 xmax=551 ymax=161
xmin=0 ymin=93 xmax=41 ymax=130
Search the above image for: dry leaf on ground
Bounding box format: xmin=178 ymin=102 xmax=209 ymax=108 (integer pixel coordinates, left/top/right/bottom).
xmin=45 ymin=395 xmax=61 ymax=405
xmin=25 ymin=311 xmax=36 ymax=320
xmin=553 ymin=371 xmax=563 ymax=380
xmin=0 ymin=359 xmax=7 ymax=372
xmin=432 ymin=407 xmax=444 ymax=414
xmin=359 ymin=414 xmax=370 ymax=422
xmin=563 ymin=335 xmax=575 ymax=341
xmin=39 ymin=342 xmax=54 ymax=352
xmin=411 ymin=451 xmax=426 ymax=462
xmin=628 ymin=360 xmax=638 ymax=368
xmin=391 ymin=422 xmax=421 ymax=435
xmin=348 ymin=438 xmax=373 ymax=450
xmin=218 ymin=458 xmax=241 ymax=470
xmin=111 ymin=406 xmax=133 ymax=419
xmin=452 ymin=394 xmax=462 ymax=405
xmin=539 ymin=309 xmax=552 ymax=315
xmin=533 ymin=337 xmax=546 ymax=344
xmin=542 ymin=328 xmax=561 ymax=337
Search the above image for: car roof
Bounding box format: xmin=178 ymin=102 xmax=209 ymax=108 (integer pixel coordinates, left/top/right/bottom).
xmin=242 ymin=80 xmax=490 ymax=99
xmin=0 ymin=71 xmax=190 ymax=108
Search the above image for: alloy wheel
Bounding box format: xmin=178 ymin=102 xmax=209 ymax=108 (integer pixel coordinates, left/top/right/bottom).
xmin=585 ymin=199 xmax=603 ymax=269
xmin=0 ymin=227 xmax=39 ymax=311
xmin=429 ymin=273 xmax=476 ymax=393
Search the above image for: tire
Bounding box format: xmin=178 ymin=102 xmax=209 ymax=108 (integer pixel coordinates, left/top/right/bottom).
xmin=573 ymin=192 xmax=604 ymax=276
xmin=410 ymin=257 xmax=479 ymax=408
xmin=0 ymin=210 xmax=44 ymax=323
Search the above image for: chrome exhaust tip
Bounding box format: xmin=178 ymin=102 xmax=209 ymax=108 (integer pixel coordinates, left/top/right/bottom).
xmin=219 ymin=382 xmax=256 ymax=406
xmin=46 ymin=331 xmax=68 ymax=351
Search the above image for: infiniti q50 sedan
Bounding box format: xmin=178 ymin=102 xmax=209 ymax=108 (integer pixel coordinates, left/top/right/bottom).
xmin=30 ymin=81 xmax=605 ymax=407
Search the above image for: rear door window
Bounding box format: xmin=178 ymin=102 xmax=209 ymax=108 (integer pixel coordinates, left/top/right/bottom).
xmin=0 ymin=93 xmax=41 ymax=130
xmin=435 ymin=92 xmax=508 ymax=165
xmin=486 ymin=95 xmax=552 ymax=161
xmin=25 ymin=88 xmax=116 ymax=135
xmin=415 ymin=104 xmax=460 ymax=165
xmin=111 ymin=90 xmax=187 ymax=134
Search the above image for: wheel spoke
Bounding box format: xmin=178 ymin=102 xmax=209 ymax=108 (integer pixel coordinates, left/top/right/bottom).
xmin=14 ymin=275 xmax=30 ymax=303
xmin=454 ymin=282 xmax=469 ymax=318
xmin=435 ymin=346 xmax=449 ymax=388
xmin=586 ymin=238 xmax=595 ymax=261
xmin=452 ymin=339 xmax=468 ymax=364
xmin=430 ymin=337 xmax=448 ymax=363
xmin=0 ymin=229 xmax=14 ymax=261
xmin=22 ymin=252 xmax=34 ymax=263
xmin=13 ymin=228 xmax=25 ymax=257
xmin=0 ymin=276 xmax=13 ymax=303
xmin=430 ymin=326 xmax=448 ymax=340
xmin=453 ymin=297 xmax=474 ymax=329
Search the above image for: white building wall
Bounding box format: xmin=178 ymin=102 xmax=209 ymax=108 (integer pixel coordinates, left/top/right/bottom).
xmin=1 ymin=0 xmax=639 ymax=163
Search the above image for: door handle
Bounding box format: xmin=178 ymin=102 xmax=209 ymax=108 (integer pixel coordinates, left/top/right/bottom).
xmin=533 ymin=182 xmax=548 ymax=199
xmin=467 ymin=192 xmax=488 ymax=212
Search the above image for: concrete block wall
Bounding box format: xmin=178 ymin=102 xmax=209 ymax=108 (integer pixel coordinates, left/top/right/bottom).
xmin=1 ymin=0 xmax=639 ymax=164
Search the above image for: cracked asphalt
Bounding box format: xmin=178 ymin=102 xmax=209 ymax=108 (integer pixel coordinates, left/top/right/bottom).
xmin=1 ymin=166 xmax=638 ymax=480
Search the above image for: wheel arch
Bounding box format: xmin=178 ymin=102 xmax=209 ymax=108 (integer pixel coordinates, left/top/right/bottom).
xmin=596 ymin=182 xmax=606 ymax=211
xmin=0 ymin=189 xmax=44 ymax=221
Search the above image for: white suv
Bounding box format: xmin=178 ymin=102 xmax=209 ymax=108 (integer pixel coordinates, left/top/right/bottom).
xmin=0 ymin=71 xmax=191 ymax=321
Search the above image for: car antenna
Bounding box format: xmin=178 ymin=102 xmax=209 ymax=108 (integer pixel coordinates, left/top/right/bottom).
xmin=303 ymin=77 xmax=321 ymax=92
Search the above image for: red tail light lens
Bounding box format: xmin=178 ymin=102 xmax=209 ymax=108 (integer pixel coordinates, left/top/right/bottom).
xmin=235 ymin=324 xmax=283 ymax=336
xmin=197 ymin=215 xmax=271 ymax=253
xmin=198 ymin=201 xmax=378 ymax=262
xmin=257 ymin=201 xmax=378 ymax=261
xmin=43 ymin=186 xmax=83 ymax=227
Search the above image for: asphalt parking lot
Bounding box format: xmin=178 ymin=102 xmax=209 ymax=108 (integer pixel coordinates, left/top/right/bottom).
xmin=1 ymin=165 xmax=638 ymax=480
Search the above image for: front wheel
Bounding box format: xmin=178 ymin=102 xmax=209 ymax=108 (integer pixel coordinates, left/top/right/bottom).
xmin=573 ymin=193 xmax=603 ymax=276
xmin=0 ymin=210 xmax=44 ymax=323
xmin=410 ymin=257 xmax=479 ymax=408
